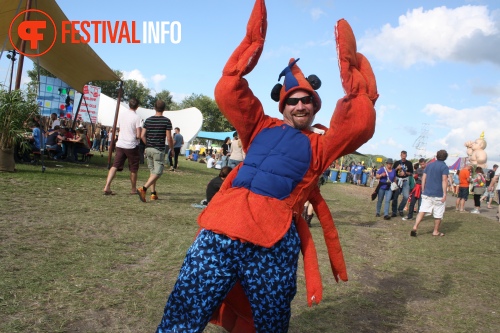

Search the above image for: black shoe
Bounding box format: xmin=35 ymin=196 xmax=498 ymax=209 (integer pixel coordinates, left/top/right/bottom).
xmin=384 ymin=215 xmax=391 ymax=220
xmin=410 ymin=230 xmax=417 ymax=237
xmin=399 ymin=211 xmax=404 ymax=217
xmin=391 ymin=213 xmax=397 ymax=217
xmin=375 ymin=213 xmax=380 ymax=217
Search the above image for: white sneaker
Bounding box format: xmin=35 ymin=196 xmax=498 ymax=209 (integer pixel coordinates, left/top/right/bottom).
xmin=470 ymin=209 xmax=480 ymax=214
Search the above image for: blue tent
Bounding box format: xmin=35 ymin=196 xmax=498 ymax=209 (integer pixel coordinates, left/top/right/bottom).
xmin=196 ymin=131 xmax=236 ymax=141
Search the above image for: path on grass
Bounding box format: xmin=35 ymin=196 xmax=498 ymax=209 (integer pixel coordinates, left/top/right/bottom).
xmin=445 ymin=192 xmax=499 ymax=221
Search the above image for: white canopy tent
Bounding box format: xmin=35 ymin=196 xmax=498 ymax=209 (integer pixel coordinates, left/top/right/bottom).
xmin=96 ymin=93 xmax=203 ymax=144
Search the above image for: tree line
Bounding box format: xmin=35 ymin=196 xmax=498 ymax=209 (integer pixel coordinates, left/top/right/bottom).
xmin=27 ymin=64 xmax=233 ymax=133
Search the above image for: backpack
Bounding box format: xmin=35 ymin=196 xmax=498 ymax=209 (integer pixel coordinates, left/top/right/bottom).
xmin=409 ymin=175 xmax=416 ymax=190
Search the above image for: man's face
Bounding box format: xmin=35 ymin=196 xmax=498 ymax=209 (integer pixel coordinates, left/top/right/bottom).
xmin=401 ymin=152 xmax=407 ymax=160
xmin=419 ymin=161 xmax=426 ymax=169
xmin=282 ymin=90 xmax=315 ymax=130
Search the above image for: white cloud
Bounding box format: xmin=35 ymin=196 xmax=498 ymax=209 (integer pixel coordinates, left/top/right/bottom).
xmin=151 ymin=74 xmax=166 ymax=85
xmin=151 ymin=74 xmax=166 ymax=92
xmin=310 ymin=8 xmax=326 ymax=21
xmin=359 ymin=5 xmax=499 ymax=67
xmin=421 ymin=102 xmax=500 ymax=167
xmin=123 ymin=69 xmax=148 ymax=86
xmin=171 ymin=92 xmax=190 ymax=103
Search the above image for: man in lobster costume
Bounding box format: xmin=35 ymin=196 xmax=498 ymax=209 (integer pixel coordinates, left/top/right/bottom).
xmin=156 ymin=0 xmax=377 ymax=332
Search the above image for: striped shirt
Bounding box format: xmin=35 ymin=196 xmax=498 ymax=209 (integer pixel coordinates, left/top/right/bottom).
xmin=144 ymin=116 xmax=172 ymax=149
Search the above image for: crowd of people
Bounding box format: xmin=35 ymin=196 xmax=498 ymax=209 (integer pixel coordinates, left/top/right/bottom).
xmin=15 ymin=112 xmax=95 ymax=163
xmin=368 ymin=149 xmax=500 ymax=236
xmin=185 ymin=131 xmax=247 ymax=171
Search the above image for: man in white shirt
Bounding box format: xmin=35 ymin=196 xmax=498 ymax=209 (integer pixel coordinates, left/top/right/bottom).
xmin=206 ymin=154 xmax=216 ymax=168
xmin=50 ymin=113 xmax=60 ymax=129
xmin=103 ymin=98 xmax=142 ymax=195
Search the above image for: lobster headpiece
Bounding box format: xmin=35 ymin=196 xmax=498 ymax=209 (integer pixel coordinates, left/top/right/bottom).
xmin=271 ymin=58 xmax=322 ymax=114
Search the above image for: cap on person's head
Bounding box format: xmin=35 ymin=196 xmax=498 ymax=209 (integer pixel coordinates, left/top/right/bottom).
xmin=270 ymin=58 xmax=322 ymax=114
xmin=386 ymin=158 xmax=394 ymax=164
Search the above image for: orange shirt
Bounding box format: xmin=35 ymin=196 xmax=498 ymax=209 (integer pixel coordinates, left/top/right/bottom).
xmin=459 ymin=168 xmax=470 ymax=187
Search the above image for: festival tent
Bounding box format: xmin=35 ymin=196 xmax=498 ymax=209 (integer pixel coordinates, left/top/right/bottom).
xmin=427 ymin=157 xmax=436 ymax=164
xmin=1 ymin=0 xmax=120 ymax=91
xmin=196 ymin=131 xmax=236 ymax=141
xmin=448 ymin=158 xmax=462 ymax=171
xmin=96 ymin=93 xmax=203 ymax=144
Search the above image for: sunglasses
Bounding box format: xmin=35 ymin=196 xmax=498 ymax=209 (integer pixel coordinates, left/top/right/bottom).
xmin=285 ymin=96 xmax=313 ymax=106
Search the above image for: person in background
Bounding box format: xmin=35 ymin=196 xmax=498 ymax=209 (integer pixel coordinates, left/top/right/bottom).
xmin=452 ymin=170 xmax=460 ymax=197
xmin=481 ymin=164 xmax=498 ymax=209
xmin=456 ymin=164 xmax=472 ymax=212
xmin=470 ymin=166 xmax=486 ymax=214
xmin=205 ymin=166 xmax=233 ymax=204
xmin=45 ymin=125 xmax=64 ymax=160
xmin=103 ymin=98 xmax=142 ymax=195
xmin=206 ymin=154 xmax=216 ymax=168
xmin=228 ymin=132 xmax=245 ymax=168
xmin=169 ymin=127 xmax=184 ymax=171
xmin=92 ymin=127 xmax=101 ymax=151
xmin=369 ymin=166 xmax=378 ymax=188
xmin=403 ymin=158 xmax=426 ymax=221
xmin=69 ymin=128 xmax=90 ymax=162
xmin=392 ymin=150 xmax=414 ymax=217
xmin=221 ymin=136 xmax=231 ymax=167
xmin=137 ymin=100 xmax=174 ymax=202
xmin=356 ymin=162 xmax=365 ymax=185
xmin=486 ymin=165 xmax=500 ymax=222
xmin=50 ymin=113 xmax=60 ymax=129
xmin=375 ymin=158 xmax=397 ymax=220
xmin=411 ymin=150 xmax=449 ymax=237
xmin=100 ymin=127 xmax=108 ymax=152
xmin=22 ymin=121 xmax=43 ymax=162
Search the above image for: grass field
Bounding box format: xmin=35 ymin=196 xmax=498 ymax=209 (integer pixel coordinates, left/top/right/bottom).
xmin=1 ymin=155 xmax=499 ymax=333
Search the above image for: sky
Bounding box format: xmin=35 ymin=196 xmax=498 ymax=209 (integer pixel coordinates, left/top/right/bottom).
xmin=1 ymin=0 xmax=500 ymax=167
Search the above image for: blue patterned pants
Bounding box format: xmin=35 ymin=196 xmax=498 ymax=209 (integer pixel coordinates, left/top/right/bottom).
xmin=156 ymin=223 xmax=301 ymax=333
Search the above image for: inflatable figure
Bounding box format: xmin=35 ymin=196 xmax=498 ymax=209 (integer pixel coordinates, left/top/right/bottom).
xmin=465 ymin=132 xmax=487 ymax=168
xmin=156 ymin=1 xmax=378 ymax=332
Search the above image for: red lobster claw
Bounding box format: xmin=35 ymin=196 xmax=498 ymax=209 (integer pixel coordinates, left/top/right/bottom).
xmin=335 ymin=19 xmax=378 ymax=104
xmin=222 ymin=0 xmax=267 ymax=77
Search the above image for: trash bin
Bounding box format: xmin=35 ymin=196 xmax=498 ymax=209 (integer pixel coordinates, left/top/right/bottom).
xmin=340 ymin=170 xmax=348 ymax=183
xmin=329 ymin=169 xmax=339 ymax=182
xmin=361 ymin=172 xmax=368 ymax=185
xmin=185 ymin=149 xmax=191 ymax=157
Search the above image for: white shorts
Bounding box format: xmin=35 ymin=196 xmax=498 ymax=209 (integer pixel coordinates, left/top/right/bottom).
xmin=419 ymin=195 xmax=445 ymax=219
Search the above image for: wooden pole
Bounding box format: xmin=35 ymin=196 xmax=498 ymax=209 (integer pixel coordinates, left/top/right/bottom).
xmin=107 ymin=81 xmax=123 ymax=169
xmin=14 ymin=0 xmax=32 ymax=91
xmin=72 ymin=93 xmax=84 ymax=130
